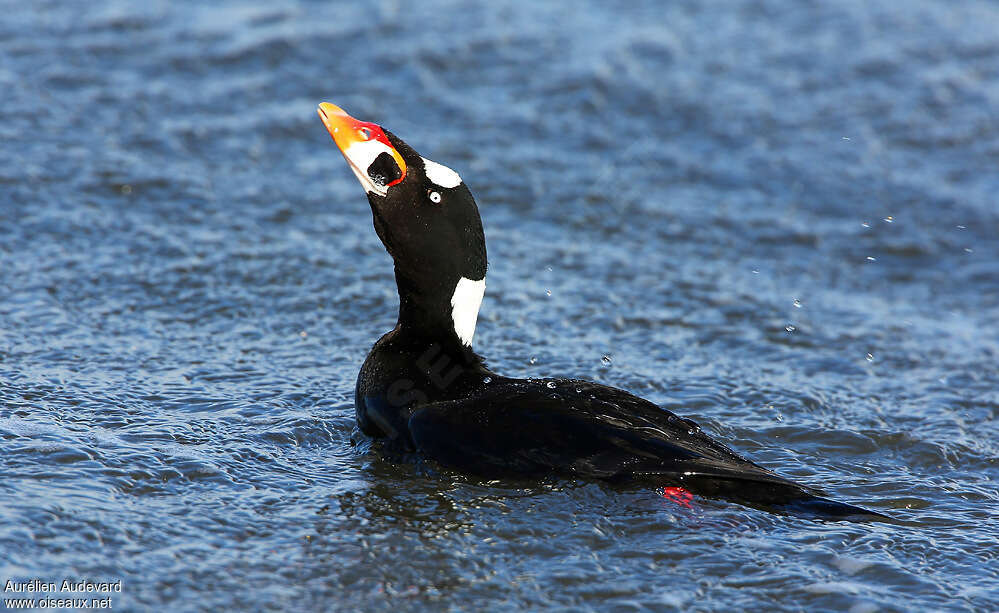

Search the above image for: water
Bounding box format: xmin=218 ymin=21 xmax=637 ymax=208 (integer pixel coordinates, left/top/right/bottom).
xmin=2 ymin=1 xmax=998 ymax=610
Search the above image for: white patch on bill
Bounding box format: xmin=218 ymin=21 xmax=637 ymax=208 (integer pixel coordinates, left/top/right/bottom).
xmin=450 ymin=276 xmax=485 ymax=346
xmin=422 ymin=157 xmax=462 ymax=189
xmin=343 ymin=139 xmax=397 ymax=196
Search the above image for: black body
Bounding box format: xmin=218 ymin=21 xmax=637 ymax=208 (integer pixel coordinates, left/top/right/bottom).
xmin=355 ymin=333 xmax=868 ymax=515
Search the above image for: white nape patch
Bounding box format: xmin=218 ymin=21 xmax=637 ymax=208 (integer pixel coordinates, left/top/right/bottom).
xmin=343 ymin=139 xmax=396 ymax=196
xmin=422 ymin=157 xmax=462 ymax=188
xmin=450 ymin=276 xmax=485 ymax=346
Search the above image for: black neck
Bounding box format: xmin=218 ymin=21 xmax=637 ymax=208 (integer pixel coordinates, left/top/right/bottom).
xmin=393 ymin=266 xmax=470 ymax=357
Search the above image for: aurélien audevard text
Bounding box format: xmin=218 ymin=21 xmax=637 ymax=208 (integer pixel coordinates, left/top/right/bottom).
xmin=4 ymin=579 xmax=121 ymax=609
xmin=4 ymin=578 xmax=122 ymax=593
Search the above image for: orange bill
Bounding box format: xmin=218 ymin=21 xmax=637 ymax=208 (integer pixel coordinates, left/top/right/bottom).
xmin=318 ymin=102 xmax=407 ymax=194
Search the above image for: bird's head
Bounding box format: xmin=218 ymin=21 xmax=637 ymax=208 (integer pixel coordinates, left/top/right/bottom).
xmin=318 ymin=102 xmax=487 ymax=347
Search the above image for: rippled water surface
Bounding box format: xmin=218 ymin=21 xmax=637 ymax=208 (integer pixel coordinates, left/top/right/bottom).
xmin=3 ymin=1 xmax=999 ymax=610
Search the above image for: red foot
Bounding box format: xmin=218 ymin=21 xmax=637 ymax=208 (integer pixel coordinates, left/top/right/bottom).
xmin=661 ymin=486 xmax=694 ymax=508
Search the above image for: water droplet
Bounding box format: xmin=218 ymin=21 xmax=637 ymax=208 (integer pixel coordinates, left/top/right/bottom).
xmin=883 ymin=216 xmax=894 ymax=223
xmin=601 ymin=355 xmax=612 ymax=365
xmin=751 ymin=269 xmax=760 ymax=274
xmin=964 ymin=248 xmax=973 ymax=253
xmin=575 ymin=387 xmax=583 ymax=393
xmin=785 ymin=325 xmax=796 ymax=333
xmin=793 ymin=298 xmax=802 ymax=308
xmin=866 ymin=353 xmax=874 ymax=362
xmin=299 ymin=330 xmax=308 ymax=338
xmin=842 ymin=136 xmax=851 ymax=141
xmin=482 ymin=376 xmax=492 ymax=384
xmin=546 ymin=266 xmax=553 ymax=273
xmin=528 ymin=357 xmax=537 ymax=365
xmin=956 ymin=225 xmax=966 ymax=230
xmin=687 ymin=429 xmax=696 ymax=435
xmin=861 ymin=221 xmax=870 ymax=228
xmin=866 ymin=256 xmax=877 ymax=262
xmin=546 ymin=381 xmax=556 ymax=389
xmin=775 ymin=413 xmax=784 ymax=423
xmin=545 ymin=289 xmax=552 ymax=297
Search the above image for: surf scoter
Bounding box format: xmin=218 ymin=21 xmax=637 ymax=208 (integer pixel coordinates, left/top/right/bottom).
xmin=317 ymin=102 xmax=882 ymax=518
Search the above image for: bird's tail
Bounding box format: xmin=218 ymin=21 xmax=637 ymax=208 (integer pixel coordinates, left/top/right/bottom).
xmin=666 ymin=474 xmax=889 ymax=521
xmin=778 ymin=494 xmax=890 ymax=520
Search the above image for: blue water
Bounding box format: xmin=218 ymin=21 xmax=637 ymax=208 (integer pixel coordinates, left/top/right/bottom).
xmin=2 ymin=1 xmax=998 ymax=610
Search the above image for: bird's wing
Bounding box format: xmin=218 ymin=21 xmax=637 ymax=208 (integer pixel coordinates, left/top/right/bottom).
xmin=407 ymin=378 xmax=811 ymax=495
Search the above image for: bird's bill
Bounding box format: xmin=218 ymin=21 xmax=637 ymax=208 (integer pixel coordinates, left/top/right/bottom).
xmin=318 ymin=102 xmax=407 ymax=196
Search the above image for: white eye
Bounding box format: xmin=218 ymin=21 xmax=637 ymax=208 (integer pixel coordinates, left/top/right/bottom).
xmin=428 ymin=190 xmax=441 ymax=204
